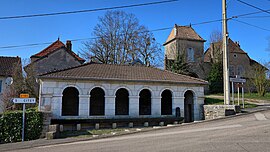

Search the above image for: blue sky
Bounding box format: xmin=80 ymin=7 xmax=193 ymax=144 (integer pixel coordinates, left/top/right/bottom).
xmin=0 ymin=0 xmax=269 ymax=63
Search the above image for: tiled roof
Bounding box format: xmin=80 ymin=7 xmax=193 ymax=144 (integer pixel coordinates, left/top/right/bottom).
xmin=164 ymin=25 xmax=206 ymax=45
xmin=31 ymin=39 xmax=85 ymax=62
xmin=204 ymin=38 xmax=247 ymax=62
xmin=39 ymin=63 xmax=208 ymax=85
xmin=0 ymin=56 xmax=21 ymax=77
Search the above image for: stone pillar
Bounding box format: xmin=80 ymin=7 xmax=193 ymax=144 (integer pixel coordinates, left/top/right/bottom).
xmin=51 ymin=95 xmax=62 ymax=118
xmin=79 ymin=95 xmax=90 ymax=117
xmin=129 ymin=96 xmax=139 ymax=117
xmin=105 ymin=96 xmax=115 ymax=116
xmin=196 ymin=97 xmax=205 ymax=120
xmin=151 ymin=97 xmax=161 ymax=116
xmin=193 ymin=97 xmax=199 ymax=121
xmin=173 ymin=97 xmax=184 ymax=117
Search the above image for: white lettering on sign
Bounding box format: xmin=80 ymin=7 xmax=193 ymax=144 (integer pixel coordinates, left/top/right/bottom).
xmin=229 ymin=78 xmax=246 ymax=83
xmin=12 ymin=98 xmax=36 ymax=104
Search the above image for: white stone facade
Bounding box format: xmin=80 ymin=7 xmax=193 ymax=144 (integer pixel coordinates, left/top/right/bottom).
xmin=39 ymin=79 xmax=205 ymax=121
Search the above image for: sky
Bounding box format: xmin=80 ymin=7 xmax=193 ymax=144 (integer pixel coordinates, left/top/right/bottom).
xmin=0 ymin=0 xmax=269 ymax=63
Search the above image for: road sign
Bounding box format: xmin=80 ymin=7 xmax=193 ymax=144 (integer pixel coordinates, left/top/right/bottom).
xmin=20 ymin=94 xmax=29 ymax=98
xmin=229 ymin=77 xmax=246 ymax=83
xmin=12 ymin=98 xmax=36 ymax=104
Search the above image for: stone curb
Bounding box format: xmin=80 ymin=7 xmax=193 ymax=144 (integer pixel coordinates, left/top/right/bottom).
xmin=1 ymin=107 xmax=269 ymax=152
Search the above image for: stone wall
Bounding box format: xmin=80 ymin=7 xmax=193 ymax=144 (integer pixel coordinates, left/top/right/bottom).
xmin=33 ymin=48 xmax=82 ymax=74
xmin=204 ymin=105 xmax=240 ymax=120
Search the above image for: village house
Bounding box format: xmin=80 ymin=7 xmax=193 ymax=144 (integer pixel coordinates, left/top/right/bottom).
xmin=38 ymin=63 xmax=207 ymax=127
xmin=204 ymin=38 xmax=263 ymax=77
xmin=164 ymin=24 xmax=264 ymax=80
xmin=29 ymin=38 xmax=85 ymax=75
xmin=163 ymin=24 xmax=211 ymax=79
xmin=0 ymin=56 xmax=21 ymax=113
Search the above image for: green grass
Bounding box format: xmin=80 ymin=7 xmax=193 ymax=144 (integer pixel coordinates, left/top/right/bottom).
xmin=205 ymin=97 xmax=257 ymax=109
xmin=214 ymin=93 xmax=270 ymax=101
xmin=59 ymin=128 xmax=126 ymax=138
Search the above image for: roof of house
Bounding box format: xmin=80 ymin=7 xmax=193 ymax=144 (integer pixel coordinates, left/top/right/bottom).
xmin=0 ymin=56 xmax=21 ymax=77
xmin=204 ymin=38 xmax=247 ymax=62
xmin=164 ymin=25 xmax=206 ymax=45
xmin=39 ymin=63 xmax=208 ymax=85
xmin=30 ymin=39 xmax=85 ymax=63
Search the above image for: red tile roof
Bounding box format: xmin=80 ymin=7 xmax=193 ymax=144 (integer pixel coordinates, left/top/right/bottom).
xmin=31 ymin=39 xmax=85 ymax=62
xmin=39 ymin=63 xmax=208 ymax=85
xmin=164 ymin=25 xmax=206 ymax=45
xmin=204 ymin=38 xmax=247 ymax=62
xmin=0 ymin=56 xmax=21 ymax=77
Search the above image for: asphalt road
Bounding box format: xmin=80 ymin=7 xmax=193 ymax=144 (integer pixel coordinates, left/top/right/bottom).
xmin=11 ymin=110 xmax=270 ymax=152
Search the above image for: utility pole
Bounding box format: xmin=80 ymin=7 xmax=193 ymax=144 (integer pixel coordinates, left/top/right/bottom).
xmin=222 ymin=0 xmax=230 ymax=105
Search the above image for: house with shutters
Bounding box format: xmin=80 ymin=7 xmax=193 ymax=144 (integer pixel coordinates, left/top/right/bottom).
xmin=29 ymin=39 xmax=85 ymax=75
xmin=38 ymin=62 xmax=207 ymax=126
xmin=0 ymin=56 xmax=21 ymax=113
xmin=163 ymin=24 xmax=211 ymax=79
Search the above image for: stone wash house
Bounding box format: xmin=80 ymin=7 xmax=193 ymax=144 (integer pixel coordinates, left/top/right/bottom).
xmin=0 ymin=56 xmax=21 ymax=113
xmin=38 ymin=63 xmax=207 ymax=124
xmin=164 ymin=24 xmax=263 ymax=80
xmin=29 ymin=39 xmax=85 ymax=75
xmin=163 ymin=24 xmax=211 ymax=79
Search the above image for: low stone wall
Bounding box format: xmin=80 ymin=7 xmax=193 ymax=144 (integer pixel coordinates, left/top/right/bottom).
xmin=41 ymin=112 xmax=52 ymax=138
xmin=204 ymin=105 xmax=240 ymax=120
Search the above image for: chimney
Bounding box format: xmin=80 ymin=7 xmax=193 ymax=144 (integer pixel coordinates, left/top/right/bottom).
xmin=66 ymin=40 xmax=72 ymax=51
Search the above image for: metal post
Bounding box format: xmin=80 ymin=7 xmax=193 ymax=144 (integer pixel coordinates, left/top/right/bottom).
xmin=242 ymin=82 xmax=244 ymax=108
xmin=232 ymin=81 xmax=234 ymax=105
xmin=22 ymin=104 xmax=25 ymax=142
xmin=222 ymin=0 xmax=230 ymax=105
xmin=237 ymin=84 xmax=240 ymax=106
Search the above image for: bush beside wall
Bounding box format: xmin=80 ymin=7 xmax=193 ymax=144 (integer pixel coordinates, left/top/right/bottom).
xmin=0 ymin=109 xmax=43 ymax=143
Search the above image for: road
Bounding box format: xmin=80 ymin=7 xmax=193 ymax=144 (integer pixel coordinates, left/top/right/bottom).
xmin=11 ymin=110 xmax=270 ymax=152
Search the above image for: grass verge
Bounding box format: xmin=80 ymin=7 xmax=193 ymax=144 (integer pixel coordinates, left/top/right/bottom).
xmin=205 ymin=97 xmax=257 ymax=108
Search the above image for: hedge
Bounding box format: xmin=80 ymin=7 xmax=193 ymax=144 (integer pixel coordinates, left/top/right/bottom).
xmin=0 ymin=109 xmax=43 ymax=143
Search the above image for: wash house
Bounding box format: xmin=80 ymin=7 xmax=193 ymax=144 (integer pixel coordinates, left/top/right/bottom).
xmin=38 ymin=63 xmax=207 ymax=126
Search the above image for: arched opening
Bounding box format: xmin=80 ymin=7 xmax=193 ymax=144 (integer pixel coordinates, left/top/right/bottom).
xmin=90 ymin=87 xmax=105 ymax=116
xmin=161 ymin=90 xmax=172 ymax=115
xmin=139 ymin=89 xmax=151 ymax=115
xmin=62 ymin=87 xmax=79 ymax=116
xmin=184 ymin=90 xmax=194 ymax=122
xmin=115 ymin=88 xmax=129 ymax=115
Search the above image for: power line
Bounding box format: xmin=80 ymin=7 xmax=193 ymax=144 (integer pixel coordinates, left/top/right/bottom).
xmin=237 ymin=0 xmax=270 ymax=15
xmin=232 ymin=19 xmax=270 ymax=32
xmin=0 ymin=19 xmax=225 ymax=51
xmin=0 ymin=0 xmax=179 ymax=20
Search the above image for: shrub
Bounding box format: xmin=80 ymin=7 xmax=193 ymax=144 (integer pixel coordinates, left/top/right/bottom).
xmin=0 ymin=109 xmax=43 ymax=143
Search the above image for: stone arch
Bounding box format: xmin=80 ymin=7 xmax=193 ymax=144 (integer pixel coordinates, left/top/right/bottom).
xmin=61 ymin=84 xmax=82 ymax=96
xmin=161 ymin=89 xmax=173 ymax=115
xmin=137 ymin=87 xmax=153 ymax=97
xmin=89 ymin=85 xmax=107 ymax=96
xmin=62 ymin=87 xmax=79 ymax=116
xmin=115 ymin=88 xmax=129 ymax=115
xmin=139 ymin=89 xmax=152 ymax=115
xmin=90 ymin=87 xmax=105 ymax=116
xmin=184 ymin=90 xmax=195 ymax=123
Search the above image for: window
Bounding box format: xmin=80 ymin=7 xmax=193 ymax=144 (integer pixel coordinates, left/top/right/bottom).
xmin=0 ymin=80 xmax=2 ymax=93
xmin=233 ymin=54 xmax=237 ymax=58
xmin=229 ymin=65 xmax=235 ymax=76
xmin=237 ymin=65 xmax=244 ymax=76
xmin=187 ymin=48 xmax=194 ymax=62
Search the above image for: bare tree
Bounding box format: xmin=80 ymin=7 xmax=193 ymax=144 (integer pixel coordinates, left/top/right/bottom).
xmin=82 ymin=10 xmax=162 ymax=66
xmin=1 ymin=59 xmax=39 ymax=112
xmin=247 ymin=62 xmax=269 ymax=96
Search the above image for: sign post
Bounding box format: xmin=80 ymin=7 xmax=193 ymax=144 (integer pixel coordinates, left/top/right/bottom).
xmin=12 ymin=94 xmax=36 ymax=142
xmin=230 ymin=76 xmax=246 ymax=108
